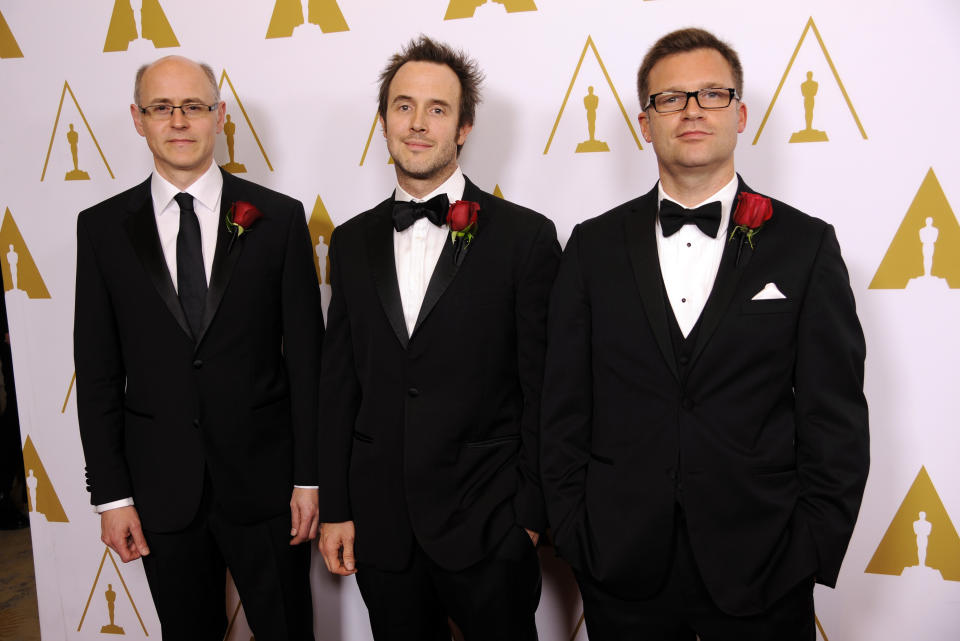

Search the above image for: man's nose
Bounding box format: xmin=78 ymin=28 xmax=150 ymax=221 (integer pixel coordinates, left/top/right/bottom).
xmin=410 ymin=107 xmax=427 ymax=132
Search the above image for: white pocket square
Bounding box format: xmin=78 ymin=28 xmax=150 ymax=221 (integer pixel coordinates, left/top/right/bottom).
xmin=751 ymin=282 xmax=786 ymax=300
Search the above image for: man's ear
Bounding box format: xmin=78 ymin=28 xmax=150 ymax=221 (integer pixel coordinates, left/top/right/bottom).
xmin=638 ymin=110 xmax=653 ymax=143
xmin=130 ymin=104 xmax=146 ymax=137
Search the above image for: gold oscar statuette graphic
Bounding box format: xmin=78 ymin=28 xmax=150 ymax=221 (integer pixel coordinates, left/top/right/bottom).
xmin=65 ymin=124 xmax=91 ymax=180
xmin=753 ymin=17 xmax=866 ymax=145
xmin=870 ymin=168 xmax=960 ymax=289
xmin=865 ymin=466 xmax=960 ymax=581
xmin=103 ymin=0 xmax=179 ymax=52
xmin=576 ymin=86 xmax=610 ymax=153
xmin=100 ymin=583 xmax=125 ymax=634
xmin=0 ymin=9 xmax=24 ymax=58
xmin=78 ymin=548 xmax=149 ymax=635
xmin=221 ymin=114 xmax=247 ymax=174
xmin=41 ymin=81 xmax=114 ymax=182
xmin=544 ymin=36 xmax=642 ymax=155
xmin=266 ymin=0 xmax=348 ymax=38
xmin=788 ymin=71 xmax=829 ymax=143
xmin=444 ymin=0 xmax=537 ymax=20
xmin=0 ymin=208 xmax=52 ymax=299
xmin=21 ymin=436 xmax=68 ymax=523
xmin=218 ymin=71 xmax=273 ymax=172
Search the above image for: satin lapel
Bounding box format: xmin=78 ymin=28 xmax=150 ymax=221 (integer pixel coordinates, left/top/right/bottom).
xmin=122 ymin=178 xmax=193 ymax=340
xmin=625 ymin=186 xmax=679 ymax=381
xmin=688 ymin=177 xmax=755 ymax=368
xmin=366 ymin=199 xmax=409 ymax=349
xmin=410 ymin=177 xmax=483 ymax=338
xmin=195 ymin=172 xmax=244 ymax=348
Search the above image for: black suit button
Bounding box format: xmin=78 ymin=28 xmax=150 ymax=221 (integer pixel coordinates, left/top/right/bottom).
xmin=407 ymin=387 xmax=420 ymax=398
xmin=679 ymin=355 xmax=689 ymax=366
xmin=681 ymin=397 xmax=694 ymax=410
xmin=193 ymin=359 xmax=203 ymax=369
xmin=193 ymin=418 xmax=200 ymax=428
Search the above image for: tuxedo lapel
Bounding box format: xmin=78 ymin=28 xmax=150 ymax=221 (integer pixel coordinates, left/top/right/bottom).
xmin=625 ymin=186 xmax=679 ymax=381
xmin=122 ymin=178 xmax=193 ymax=340
xmin=409 ymin=177 xmax=482 ymax=338
xmin=366 ymin=199 xmax=409 ymax=349
xmin=688 ymin=177 xmax=755 ymax=368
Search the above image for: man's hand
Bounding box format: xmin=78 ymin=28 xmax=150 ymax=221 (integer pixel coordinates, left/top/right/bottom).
xmin=289 ymin=487 xmax=319 ymax=545
xmin=525 ymin=528 xmax=540 ymax=546
xmin=319 ymin=521 xmax=357 ymax=575
xmin=101 ymin=506 xmax=149 ymax=562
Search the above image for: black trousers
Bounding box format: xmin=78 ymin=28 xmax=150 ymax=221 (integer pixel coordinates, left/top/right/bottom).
xmin=140 ymin=480 xmax=314 ymax=641
xmin=356 ymin=525 xmax=542 ymax=641
xmin=577 ymin=514 xmax=815 ymax=641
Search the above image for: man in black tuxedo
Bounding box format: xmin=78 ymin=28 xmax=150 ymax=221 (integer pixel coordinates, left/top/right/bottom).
xmin=317 ymin=36 xmax=559 ymax=640
xmin=541 ymin=28 xmax=869 ymax=640
xmin=74 ymin=55 xmax=320 ymax=640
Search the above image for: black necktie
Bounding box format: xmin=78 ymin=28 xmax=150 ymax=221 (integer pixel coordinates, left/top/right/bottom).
xmin=658 ymin=199 xmax=722 ymax=238
xmin=175 ymin=192 xmax=206 ymax=338
xmin=391 ymin=193 xmax=450 ymax=232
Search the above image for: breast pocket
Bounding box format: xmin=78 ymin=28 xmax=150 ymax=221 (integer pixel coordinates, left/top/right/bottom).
xmin=741 ymin=299 xmax=797 ymax=315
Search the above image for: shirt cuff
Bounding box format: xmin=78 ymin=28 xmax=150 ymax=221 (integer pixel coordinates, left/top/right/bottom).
xmin=95 ymin=498 xmax=135 ymax=513
xmin=293 ymin=485 xmax=319 ymax=490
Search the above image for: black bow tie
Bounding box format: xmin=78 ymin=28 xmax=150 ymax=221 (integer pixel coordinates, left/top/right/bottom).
xmin=392 ymin=193 xmax=450 ymax=232
xmin=658 ymin=199 xmax=722 ymax=238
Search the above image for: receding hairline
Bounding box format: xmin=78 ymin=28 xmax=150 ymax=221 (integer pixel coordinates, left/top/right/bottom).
xmin=133 ymin=55 xmax=220 ymax=106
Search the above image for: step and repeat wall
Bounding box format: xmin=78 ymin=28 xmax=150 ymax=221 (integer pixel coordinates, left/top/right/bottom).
xmin=1 ymin=1 xmax=958 ymax=639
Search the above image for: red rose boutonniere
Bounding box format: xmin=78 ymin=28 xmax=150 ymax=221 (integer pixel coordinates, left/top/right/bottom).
xmin=225 ymin=201 xmax=263 ymax=252
xmin=446 ymin=200 xmax=480 ymax=265
xmin=729 ymin=192 xmax=772 ymax=264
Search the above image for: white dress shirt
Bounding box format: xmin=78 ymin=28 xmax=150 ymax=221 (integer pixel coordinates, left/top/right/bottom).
xmin=393 ymin=167 xmax=465 ymax=337
xmin=656 ymin=175 xmax=739 ymax=337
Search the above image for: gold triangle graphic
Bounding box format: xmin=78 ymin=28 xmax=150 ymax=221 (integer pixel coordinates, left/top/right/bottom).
xmin=444 ymin=0 xmax=537 ymax=20
xmin=0 ymin=9 xmax=24 ymax=58
xmin=492 ymin=184 xmax=504 ymax=199
xmin=359 ymin=111 xmax=392 ymax=166
xmin=752 ymin=17 xmax=866 ymax=145
xmin=40 ymin=81 xmax=114 ymax=181
xmin=104 ymin=0 xmax=179 ymax=52
xmin=865 ymin=466 xmax=960 ymax=581
xmin=218 ymin=70 xmax=273 ymax=172
xmin=0 ymin=208 xmax=51 ymax=298
xmin=308 ymin=195 xmax=335 ymax=287
xmin=266 ymin=0 xmax=349 ymax=38
xmin=21 ymin=436 xmax=68 ymax=522
xmin=77 ymin=547 xmax=149 ymax=634
xmin=869 ymin=168 xmax=960 ymax=289
xmin=62 ymin=372 xmax=76 ymax=413
xmin=544 ymin=35 xmax=642 ymax=155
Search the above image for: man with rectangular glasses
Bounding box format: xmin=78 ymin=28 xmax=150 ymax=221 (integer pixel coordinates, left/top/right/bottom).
xmin=540 ymin=28 xmax=869 ymax=640
xmin=74 ymin=55 xmax=321 ymax=640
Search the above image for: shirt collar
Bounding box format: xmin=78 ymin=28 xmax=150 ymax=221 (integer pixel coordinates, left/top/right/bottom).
xmin=657 ymin=174 xmax=739 ymax=236
xmin=151 ymin=162 xmax=224 ymax=216
xmin=394 ymin=166 xmax=465 ymax=205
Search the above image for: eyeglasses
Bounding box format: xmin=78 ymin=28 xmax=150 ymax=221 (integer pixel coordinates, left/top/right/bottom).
xmin=138 ymin=103 xmax=218 ymax=119
xmin=645 ymin=88 xmax=738 ymax=113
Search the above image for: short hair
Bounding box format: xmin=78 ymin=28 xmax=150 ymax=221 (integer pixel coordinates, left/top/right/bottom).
xmin=377 ymin=35 xmax=484 ymax=131
xmin=636 ymin=28 xmax=743 ymax=108
xmin=133 ymin=56 xmax=220 ymax=106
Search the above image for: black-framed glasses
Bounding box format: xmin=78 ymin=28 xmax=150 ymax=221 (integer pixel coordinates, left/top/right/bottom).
xmin=645 ymin=88 xmax=738 ymax=113
xmin=138 ymin=103 xmax=218 ymax=119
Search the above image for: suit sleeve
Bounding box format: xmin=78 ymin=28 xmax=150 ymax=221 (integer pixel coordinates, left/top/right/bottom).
xmin=316 ymin=227 xmax=360 ymax=522
xmin=512 ymin=217 xmax=561 ymax=534
xmin=74 ymin=213 xmax=132 ymax=505
xmin=794 ymin=224 xmax=869 ymax=587
xmin=280 ymin=201 xmax=323 ymax=486
xmin=540 ymin=225 xmax=593 ymax=569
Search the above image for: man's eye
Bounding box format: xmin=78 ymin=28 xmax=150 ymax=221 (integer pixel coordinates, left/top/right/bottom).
xmin=150 ymin=105 xmax=171 ymax=114
xmin=184 ymin=104 xmax=206 ymax=113
xmin=431 ymin=107 xmax=444 ymax=115
xmin=661 ymin=95 xmax=680 ymax=104
xmin=702 ymin=90 xmax=721 ymax=99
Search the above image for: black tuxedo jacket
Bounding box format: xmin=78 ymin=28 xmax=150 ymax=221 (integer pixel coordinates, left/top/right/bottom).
xmin=318 ymin=177 xmax=560 ymax=571
xmin=541 ymin=179 xmax=869 ymax=615
xmin=75 ymin=169 xmax=322 ymax=532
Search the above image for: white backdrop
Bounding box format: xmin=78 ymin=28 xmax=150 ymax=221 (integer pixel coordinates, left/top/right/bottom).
xmin=2 ymin=1 xmax=959 ymax=639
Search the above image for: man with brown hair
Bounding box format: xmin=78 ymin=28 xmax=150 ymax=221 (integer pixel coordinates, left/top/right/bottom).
xmin=318 ymin=36 xmax=559 ymax=640
xmin=541 ymin=28 xmax=869 ymax=639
